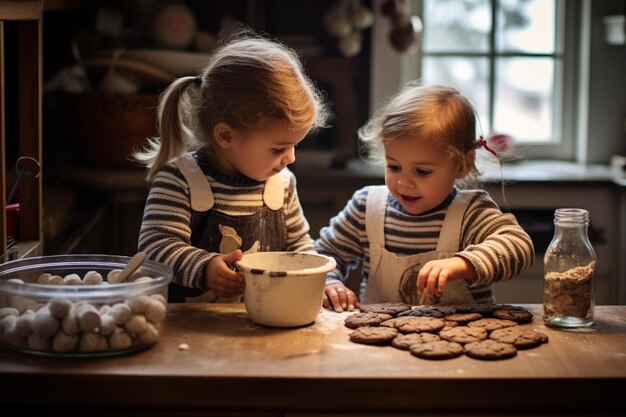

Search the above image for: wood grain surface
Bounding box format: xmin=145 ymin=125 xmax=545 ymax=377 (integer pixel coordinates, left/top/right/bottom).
xmin=1 ymin=304 xmax=625 ymax=416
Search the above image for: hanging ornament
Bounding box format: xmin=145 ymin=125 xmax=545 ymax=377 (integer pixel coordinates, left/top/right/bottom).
xmin=324 ymin=0 xmax=374 ymax=57
xmin=349 ymin=0 xmax=375 ymax=29
xmin=380 ymin=0 xmax=422 ymax=53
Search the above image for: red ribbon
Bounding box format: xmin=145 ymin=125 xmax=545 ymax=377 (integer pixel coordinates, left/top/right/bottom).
xmin=478 ymin=136 xmax=497 ymax=157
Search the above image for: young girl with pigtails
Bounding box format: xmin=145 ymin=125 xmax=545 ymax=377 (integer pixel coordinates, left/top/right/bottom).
xmin=135 ymin=31 xmax=327 ymax=302
xmin=316 ymin=83 xmax=535 ymax=312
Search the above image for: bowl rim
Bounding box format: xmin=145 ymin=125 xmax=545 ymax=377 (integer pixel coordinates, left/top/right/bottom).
xmin=234 ymin=251 xmax=336 ymax=277
xmin=0 ymin=254 xmax=172 ymax=298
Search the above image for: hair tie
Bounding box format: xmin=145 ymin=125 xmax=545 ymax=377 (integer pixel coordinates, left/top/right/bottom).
xmin=478 ymin=136 xmax=497 ymax=157
xmin=194 ymin=76 xmax=202 ymax=86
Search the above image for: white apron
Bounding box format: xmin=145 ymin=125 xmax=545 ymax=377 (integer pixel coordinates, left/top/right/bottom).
xmin=361 ymin=186 xmax=477 ymax=305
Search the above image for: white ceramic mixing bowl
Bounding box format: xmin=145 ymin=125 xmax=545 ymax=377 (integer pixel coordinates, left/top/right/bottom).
xmin=235 ymin=252 xmax=336 ymax=328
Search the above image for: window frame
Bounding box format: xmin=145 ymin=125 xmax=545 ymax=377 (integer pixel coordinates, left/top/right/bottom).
xmin=370 ymin=0 xmax=583 ymax=161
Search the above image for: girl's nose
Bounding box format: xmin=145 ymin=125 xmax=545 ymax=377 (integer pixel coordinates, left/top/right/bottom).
xmin=282 ymin=147 xmax=296 ymax=165
xmin=397 ymin=172 xmax=415 ymax=188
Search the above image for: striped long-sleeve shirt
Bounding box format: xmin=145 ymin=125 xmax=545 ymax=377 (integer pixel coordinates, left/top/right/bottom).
xmin=315 ymin=187 xmax=535 ymax=304
xmin=138 ymin=156 xmax=314 ymax=291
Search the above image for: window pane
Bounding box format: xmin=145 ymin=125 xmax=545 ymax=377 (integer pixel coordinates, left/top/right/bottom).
xmin=422 ymin=57 xmax=490 ymax=131
xmin=423 ymin=0 xmax=492 ymax=52
xmin=496 ymin=0 xmax=556 ymax=53
xmin=494 ymin=57 xmax=554 ymax=142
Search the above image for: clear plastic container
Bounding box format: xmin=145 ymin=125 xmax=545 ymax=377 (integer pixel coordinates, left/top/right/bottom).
xmin=0 ymin=254 xmax=172 ymax=357
xmin=543 ymin=209 xmax=596 ymax=328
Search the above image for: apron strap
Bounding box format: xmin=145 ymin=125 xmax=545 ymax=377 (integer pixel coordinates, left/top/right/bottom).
xmin=435 ymin=190 xmax=476 ymax=252
xmin=173 ymin=154 xmax=214 ymax=212
xmin=174 ymin=154 xmax=286 ymax=212
xmin=365 ymin=186 xmax=388 ymax=245
xmin=263 ymin=172 xmax=285 ymax=211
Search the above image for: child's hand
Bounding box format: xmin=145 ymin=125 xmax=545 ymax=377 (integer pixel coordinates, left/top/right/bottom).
xmin=205 ymin=249 xmax=245 ymax=297
xmin=416 ymin=257 xmax=477 ymax=302
xmin=323 ymin=283 xmax=359 ymax=312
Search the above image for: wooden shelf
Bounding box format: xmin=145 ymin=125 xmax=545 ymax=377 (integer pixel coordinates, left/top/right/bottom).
xmin=43 ymin=0 xmax=100 ymax=12
xmin=1 ymin=1 xmax=43 ymax=258
xmin=0 ymin=1 xmax=42 ymax=20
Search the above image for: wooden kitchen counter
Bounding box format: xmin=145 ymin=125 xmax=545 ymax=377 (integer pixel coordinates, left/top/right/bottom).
xmin=1 ymin=304 xmax=625 ymax=416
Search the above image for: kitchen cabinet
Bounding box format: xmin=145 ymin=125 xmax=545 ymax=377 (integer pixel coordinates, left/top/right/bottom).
xmin=1 ymin=303 xmax=624 ymax=416
xmin=484 ymin=181 xmax=621 ymax=305
xmin=481 ymin=161 xmax=625 ymax=305
xmin=0 ymin=0 xmax=43 ymax=260
xmin=1 ymin=1 xmax=103 ymax=259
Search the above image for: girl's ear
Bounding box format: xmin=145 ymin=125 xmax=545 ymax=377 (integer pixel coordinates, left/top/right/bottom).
xmin=456 ymin=149 xmax=475 ymax=178
xmin=213 ymin=122 xmax=234 ymax=149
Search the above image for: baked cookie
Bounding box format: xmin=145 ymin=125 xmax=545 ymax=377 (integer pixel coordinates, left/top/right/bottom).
xmin=358 ymin=302 xmax=411 ymax=316
xmin=492 ymin=306 xmax=534 ymax=323
xmin=344 ymin=312 xmax=393 ymax=329
xmin=443 ymin=312 xmax=482 ymax=324
xmin=398 ymin=306 xmax=456 ymax=318
xmin=467 ymin=318 xmax=518 ymax=332
xmin=349 ymin=326 xmax=398 ymax=344
xmin=489 ymin=326 xmax=549 ymax=349
xmin=439 ymin=326 xmax=488 ymax=344
xmin=382 ymin=316 xmax=445 ymax=333
xmin=442 ymin=321 xmax=460 ymax=329
xmin=451 ymin=304 xmax=498 ymax=315
xmin=379 ymin=316 xmax=415 ymax=328
xmin=410 ymin=340 xmax=464 ymax=360
xmin=464 ymin=339 xmax=517 ymax=360
xmin=391 ymin=332 xmax=441 ymax=350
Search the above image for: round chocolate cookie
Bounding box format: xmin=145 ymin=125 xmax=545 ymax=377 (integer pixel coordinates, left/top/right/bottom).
xmin=358 ymin=302 xmax=411 ymax=316
xmin=349 ymin=326 xmax=398 ymax=344
xmin=379 ymin=316 xmax=415 ymax=328
xmin=492 ymin=306 xmax=534 ymax=323
xmin=443 ymin=312 xmax=483 ymax=324
xmin=344 ymin=312 xmax=393 ymax=329
xmin=398 ymin=316 xmax=446 ymax=333
xmin=382 ymin=316 xmax=445 ymax=333
xmin=489 ymin=326 xmax=549 ymax=349
xmin=398 ymin=306 xmax=456 ymax=318
xmin=467 ymin=318 xmax=518 ymax=332
xmin=392 ymin=332 xmax=441 ymax=350
xmin=464 ymin=339 xmax=517 ymax=360
xmin=439 ymin=326 xmax=488 ymax=344
xmin=451 ymin=303 xmax=498 ymax=315
xmin=410 ymin=340 xmax=464 ymax=359
xmin=442 ymin=321 xmax=460 ymax=329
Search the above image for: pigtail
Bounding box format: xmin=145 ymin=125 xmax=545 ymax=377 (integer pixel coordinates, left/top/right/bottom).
xmin=134 ymin=76 xmax=200 ymax=182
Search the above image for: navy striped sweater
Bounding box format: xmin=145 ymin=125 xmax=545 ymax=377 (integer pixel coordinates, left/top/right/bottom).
xmin=315 ymin=186 xmax=535 ymax=304
xmin=138 ymin=157 xmax=314 ymax=292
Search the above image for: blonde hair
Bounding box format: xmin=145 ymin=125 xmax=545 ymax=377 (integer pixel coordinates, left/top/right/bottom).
xmin=135 ymin=31 xmax=328 ymax=181
xmin=359 ymin=83 xmax=483 ymax=181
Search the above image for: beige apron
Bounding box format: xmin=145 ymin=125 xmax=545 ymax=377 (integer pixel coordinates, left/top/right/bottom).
xmin=362 ymin=186 xmax=477 ymax=305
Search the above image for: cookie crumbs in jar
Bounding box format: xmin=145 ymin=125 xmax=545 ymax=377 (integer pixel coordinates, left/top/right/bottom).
xmin=543 ymin=208 xmax=596 ymax=328
xmin=544 ymin=261 xmax=595 ymax=319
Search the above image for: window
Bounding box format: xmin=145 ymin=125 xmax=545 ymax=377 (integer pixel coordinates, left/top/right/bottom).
xmin=372 ymin=0 xmax=581 ymax=160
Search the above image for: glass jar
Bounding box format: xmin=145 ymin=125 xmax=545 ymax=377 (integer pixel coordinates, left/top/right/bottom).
xmin=543 ymin=208 xmax=596 ymax=328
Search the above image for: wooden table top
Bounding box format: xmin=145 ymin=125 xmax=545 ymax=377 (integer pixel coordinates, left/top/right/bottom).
xmin=1 ymin=304 xmax=625 ymax=415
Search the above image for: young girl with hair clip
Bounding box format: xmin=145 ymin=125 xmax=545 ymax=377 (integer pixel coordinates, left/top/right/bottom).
xmin=135 ymin=32 xmax=328 ymax=302
xmin=315 ymin=83 xmax=534 ymax=312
